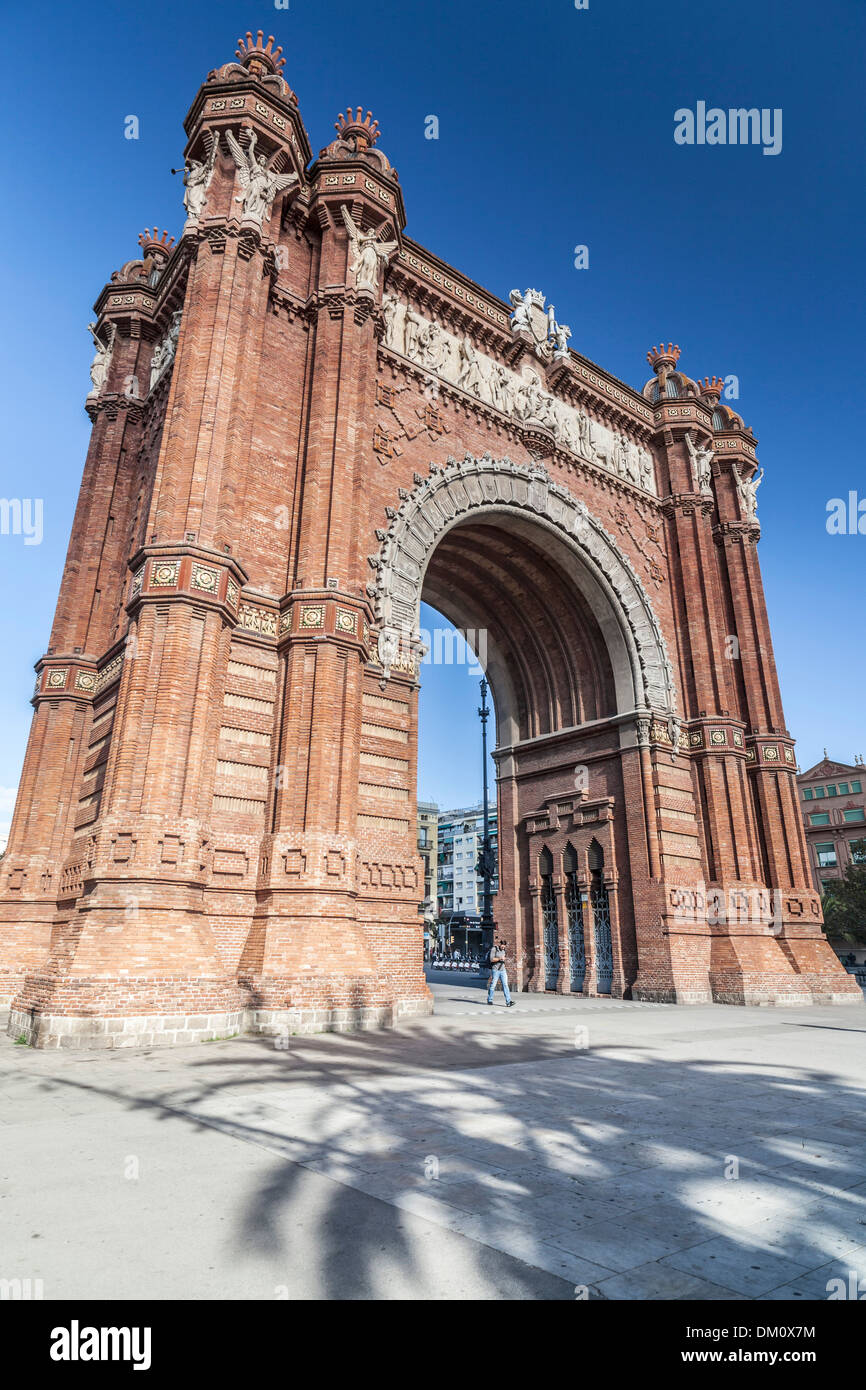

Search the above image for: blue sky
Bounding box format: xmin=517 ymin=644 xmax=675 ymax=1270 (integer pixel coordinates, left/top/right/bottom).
xmin=0 ymin=0 xmax=864 ymax=838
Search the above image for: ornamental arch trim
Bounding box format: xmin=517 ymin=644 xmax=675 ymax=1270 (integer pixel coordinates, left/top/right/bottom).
xmin=368 ymin=452 xmax=677 ymax=717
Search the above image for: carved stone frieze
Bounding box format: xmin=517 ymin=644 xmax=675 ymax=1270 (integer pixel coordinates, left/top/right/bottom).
xmin=381 ymin=294 xmax=657 ymax=495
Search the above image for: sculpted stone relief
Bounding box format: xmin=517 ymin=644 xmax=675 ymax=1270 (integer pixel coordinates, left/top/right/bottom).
xmin=182 ymin=132 xmax=219 ymax=225
xmin=225 ymin=127 xmax=298 ymax=228
xmin=685 ymin=431 xmax=714 ymax=493
xmin=86 ymin=322 xmax=116 ymax=397
xmin=340 ymin=206 xmax=399 ymax=293
xmin=732 ymin=461 xmax=763 ymax=521
xmin=381 ymin=294 xmax=657 ymax=496
xmin=149 ymin=309 xmax=182 ymax=391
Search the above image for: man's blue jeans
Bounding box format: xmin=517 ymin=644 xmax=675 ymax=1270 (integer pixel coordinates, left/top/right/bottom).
xmin=487 ymin=966 xmax=511 ymax=1004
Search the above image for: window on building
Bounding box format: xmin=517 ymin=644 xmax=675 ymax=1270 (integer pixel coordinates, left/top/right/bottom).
xmin=803 ymin=788 xmax=813 ymax=801
xmin=815 ymin=787 xmax=825 ymax=798
xmin=827 ymin=785 xmax=838 ymax=796
xmin=815 ymin=842 xmax=837 ymax=867
xmin=843 ymin=808 xmax=865 ymax=823
xmin=850 ymin=839 xmax=866 ymax=864
xmin=809 ymin=813 xmax=831 ymax=826
xmin=853 ymin=781 xmax=862 ymax=794
xmin=838 ymin=783 xmax=850 ymax=795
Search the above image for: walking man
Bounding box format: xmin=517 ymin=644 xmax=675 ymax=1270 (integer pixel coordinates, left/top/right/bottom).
xmin=487 ymin=937 xmax=515 ymax=1007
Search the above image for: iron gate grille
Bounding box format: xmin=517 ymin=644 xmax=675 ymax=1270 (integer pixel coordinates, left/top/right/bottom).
xmin=565 ymin=873 xmax=586 ymax=992
xmin=591 ymin=883 xmax=613 ymax=995
xmin=542 ymin=879 xmax=560 ymax=990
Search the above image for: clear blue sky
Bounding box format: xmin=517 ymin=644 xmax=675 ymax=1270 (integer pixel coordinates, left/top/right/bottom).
xmin=1 ymin=0 xmax=864 ymax=840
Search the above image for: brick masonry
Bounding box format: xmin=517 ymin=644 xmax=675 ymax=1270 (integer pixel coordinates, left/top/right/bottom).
xmin=0 ymin=35 xmax=859 ymax=1048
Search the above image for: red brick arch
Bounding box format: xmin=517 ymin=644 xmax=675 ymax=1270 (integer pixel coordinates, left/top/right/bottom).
xmin=0 ymin=42 xmax=859 ymax=1048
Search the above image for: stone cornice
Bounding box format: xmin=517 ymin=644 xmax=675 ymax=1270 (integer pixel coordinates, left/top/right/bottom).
xmin=308 ymin=157 xmax=406 ymax=233
xmin=184 ymin=75 xmax=312 ymax=168
xmin=33 ymin=641 xmax=127 ymax=705
xmin=85 ymin=392 xmax=146 ymax=426
xmin=660 ymin=491 xmax=716 ymax=518
xmin=744 ymin=732 xmax=798 ymax=772
xmin=126 ymin=544 xmax=249 ymax=625
xmin=713 ymin=518 xmax=761 ymax=544
xmin=277 ymin=592 xmax=372 ymax=657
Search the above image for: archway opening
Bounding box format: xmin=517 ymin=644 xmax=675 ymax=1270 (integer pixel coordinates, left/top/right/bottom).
xmin=415 ymin=509 xmax=627 ymax=987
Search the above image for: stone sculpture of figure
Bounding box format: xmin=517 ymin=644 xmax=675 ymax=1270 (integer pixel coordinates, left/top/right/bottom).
xmin=87 ymin=322 xmax=116 ymax=396
xmin=456 ymin=335 xmax=486 ymax=397
xmin=225 ymin=128 xmax=298 ymax=227
xmin=551 ymin=319 xmax=572 ymax=358
xmin=150 ymin=310 xmax=182 ymax=390
xmin=639 ymin=448 xmax=655 ymax=493
xmin=551 ymin=400 xmax=574 ymax=449
xmin=560 ymin=404 xmax=581 ymax=452
xmin=382 ymin=294 xmax=404 ymax=354
xmin=182 ymin=132 xmax=219 ymax=223
xmin=496 ymin=365 xmax=516 ymax=414
xmin=377 ymin=627 xmax=400 ymax=668
xmin=515 ymin=372 xmax=545 ymax=422
xmin=686 ymin=432 xmax=714 ymax=492
xmin=149 ymin=337 xmax=167 ymax=390
xmin=419 ymin=320 xmax=446 ymax=373
xmin=577 ymin=410 xmax=596 ymax=460
xmin=508 ymin=288 xmax=535 ymax=334
xmin=609 ymin=434 xmax=626 ymax=478
xmin=416 ymin=319 xmax=433 ymax=366
xmin=537 ymin=391 xmax=557 ymax=431
xmin=340 ymin=205 xmax=399 ymax=292
xmin=733 ymin=463 xmax=763 ymax=519
xmin=624 ymin=437 xmax=642 ymax=485
xmin=403 ymin=305 xmax=425 ymax=362
xmin=486 ymin=362 xmax=507 ymax=413
xmin=497 ymin=363 xmax=517 ymax=413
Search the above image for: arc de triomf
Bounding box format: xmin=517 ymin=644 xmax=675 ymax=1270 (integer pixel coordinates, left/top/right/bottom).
xmin=2 ymin=34 xmax=858 ymax=1048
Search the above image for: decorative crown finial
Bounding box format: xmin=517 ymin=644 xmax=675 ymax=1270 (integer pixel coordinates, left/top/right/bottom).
xmin=335 ymin=107 xmax=381 ymax=148
xmin=235 ymin=31 xmax=285 ymax=75
xmin=699 ymin=375 xmax=725 ymax=404
xmin=138 ymin=228 xmax=175 ymax=257
xmin=646 ymin=342 xmax=681 ymax=372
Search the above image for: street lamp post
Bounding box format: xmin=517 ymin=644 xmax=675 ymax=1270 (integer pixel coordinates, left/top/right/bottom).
xmin=477 ymin=678 xmax=496 ymax=954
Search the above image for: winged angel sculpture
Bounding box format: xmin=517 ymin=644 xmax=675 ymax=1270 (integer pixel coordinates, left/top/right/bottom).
xmin=340 ymin=206 xmax=399 ymax=292
xmin=225 ymin=128 xmax=298 ymax=228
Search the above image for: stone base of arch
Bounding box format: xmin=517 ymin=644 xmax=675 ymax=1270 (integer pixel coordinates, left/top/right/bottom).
xmin=628 ymin=924 xmax=714 ymax=1005
xmin=0 ymin=898 xmax=55 ymax=1009
xmin=629 ymin=924 xmax=862 ymax=1008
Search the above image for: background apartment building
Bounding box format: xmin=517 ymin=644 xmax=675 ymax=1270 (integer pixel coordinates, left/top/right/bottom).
xmin=797 ymin=754 xmax=866 ymax=893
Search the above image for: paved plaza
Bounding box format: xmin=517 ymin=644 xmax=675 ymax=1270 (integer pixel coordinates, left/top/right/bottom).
xmin=2 ymin=979 xmax=865 ymax=1301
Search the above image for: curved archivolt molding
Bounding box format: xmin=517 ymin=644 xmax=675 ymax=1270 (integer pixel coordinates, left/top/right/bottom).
xmin=367 ymin=453 xmax=677 ymax=715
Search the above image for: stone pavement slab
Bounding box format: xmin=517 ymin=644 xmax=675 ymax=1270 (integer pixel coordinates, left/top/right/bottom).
xmin=1 ymin=982 xmax=864 ymax=1300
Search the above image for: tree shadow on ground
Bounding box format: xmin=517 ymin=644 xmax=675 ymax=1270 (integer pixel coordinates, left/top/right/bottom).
xmin=22 ymin=1006 xmax=866 ymax=1300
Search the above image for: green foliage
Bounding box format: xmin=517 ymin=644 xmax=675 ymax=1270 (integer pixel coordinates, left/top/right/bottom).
xmin=823 ymin=865 xmax=866 ymax=944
